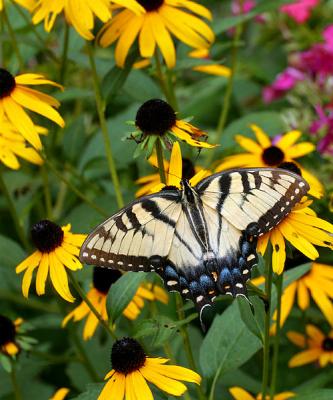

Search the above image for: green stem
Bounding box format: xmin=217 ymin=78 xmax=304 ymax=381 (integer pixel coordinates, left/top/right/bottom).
xmin=68 ymin=271 xmax=118 ymax=341
xmin=166 ymin=68 xmax=179 ymax=112
xmin=86 ymin=42 xmax=124 ymax=209
xmin=0 ymin=290 xmax=58 ymax=313
xmin=209 ymin=364 xmax=222 ymax=400
xmin=155 ymin=140 xmax=167 ymax=184
xmin=43 ymin=157 xmax=109 ymax=217
xmin=154 ymin=51 xmax=175 ymax=108
xmin=261 ymin=250 xmax=273 ymax=399
xmin=10 ymin=364 xmax=22 ymax=400
xmin=59 ymin=24 xmax=69 ymax=84
xmin=270 ymin=274 xmax=283 ymax=399
xmin=41 ymin=165 xmax=53 ymax=220
xmin=0 ymin=171 xmax=29 ymax=250
xmin=2 ymin=7 xmax=24 ymax=69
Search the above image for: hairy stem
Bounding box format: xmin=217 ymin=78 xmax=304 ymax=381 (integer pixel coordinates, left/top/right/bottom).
xmin=155 ymin=140 xmax=167 ymax=184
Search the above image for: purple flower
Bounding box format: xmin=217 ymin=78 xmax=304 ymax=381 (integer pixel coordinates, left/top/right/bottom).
xmin=310 ymin=105 xmax=333 ymax=155
xmin=263 ymin=67 xmax=305 ymax=103
xmin=231 ymin=0 xmax=256 ymax=15
xmin=323 ymin=25 xmax=333 ymax=51
xmin=280 ymin=0 xmax=319 ymax=24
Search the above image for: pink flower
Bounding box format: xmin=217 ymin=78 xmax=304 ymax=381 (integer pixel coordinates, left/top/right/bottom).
xmin=231 ymin=0 xmax=256 ymax=15
xmin=310 ymin=105 xmax=333 ymax=155
xmin=323 ymin=25 xmax=333 ymax=50
xmin=262 ymin=67 xmax=305 ymax=103
xmin=280 ymin=0 xmax=319 ymax=24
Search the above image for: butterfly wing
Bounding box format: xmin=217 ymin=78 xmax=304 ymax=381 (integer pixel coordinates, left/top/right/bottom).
xmin=80 ymin=190 xmax=182 ymax=272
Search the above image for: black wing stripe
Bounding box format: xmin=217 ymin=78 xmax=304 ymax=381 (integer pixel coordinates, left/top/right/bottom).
xmin=142 ymin=200 xmax=177 ymax=228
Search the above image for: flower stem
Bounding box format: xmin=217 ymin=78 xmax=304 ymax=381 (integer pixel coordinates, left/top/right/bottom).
xmin=86 ymin=42 xmax=124 ymax=209
xmin=270 ymin=274 xmax=283 ymax=399
xmin=154 ymin=51 xmax=178 ymax=110
xmin=262 ymin=249 xmax=273 ymax=399
xmin=43 ymin=157 xmax=109 ymax=217
xmin=0 ymin=170 xmax=29 ymax=250
xmin=10 ymin=363 xmax=22 ymax=400
xmin=155 ymin=140 xmax=167 ymax=184
xmin=59 ymin=24 xmax=70 ymax=84
xmin=2 ymin=7 xmax=24 ymax=70
xmin=68 ymin=271 xmax=118 ymax=341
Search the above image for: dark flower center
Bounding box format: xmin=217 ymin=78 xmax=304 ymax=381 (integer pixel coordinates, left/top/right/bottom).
xmin=111 ymin=337 xmax=146 ymax=374
xmin=93 ymin=267 xmax=122 ymax=294
xmin=284 ymin=251 xmax=309 ymax=271
xmin=137 ymin=0 xmax=164 ymax=11
xmin=0 ymin=315 xmax=16 ymax=346
xmin=262 ymin=146 xmax=285 ymax=166
xmin=31 ymin=220 xmax=64 ymax=253
xmin=135 ymin=99 xmax=176 ymax=136
xmin=0 ymin=68 xmax=16 ymax=99
xmin=182 ymin=158 xmax=196 ymax=180
xmin=278 ymin=161 xmax=302 ymax=176
xmin=322 ymin=337 xmax=333 ymax=352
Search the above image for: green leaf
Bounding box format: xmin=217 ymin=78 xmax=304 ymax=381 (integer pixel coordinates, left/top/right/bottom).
xmin=213 ymin=0 xmax=292 ymax=34
xmin=0 ymin=234 xmax=25 ymax=269
xmin=123 ymin=70 xmax=160 ymax=101
xmin=293 ymin=390 xmax=333 ymax=400
xmin=200 ymin=301 xmax=262 ymax=378
xmin=0 ymin=354 xmax=12 ymax=373
xmin=282 ymin=263 xmax=311 ymax=289
xmin=237 ymin=296 xmax=265 ymax=342
xmin=108 ymin=272 xmax=147 ymax=321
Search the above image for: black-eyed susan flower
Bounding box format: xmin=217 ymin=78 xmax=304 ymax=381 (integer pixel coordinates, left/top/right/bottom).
xmin=269 ymin=262 xmax=333 ymax=333
xmin=49 ymin=388 xmax=70 ymax=400
xmin=136 ymin=148 xmax=209 ymax=197
xmin=215 ymin=124 xmax=323 ymax=198
xmin=62 ymin=267 xmax=168 ymax=340
xmin=257 ymin=197 xmax=333 ymax=275
xmin=0 ymin=315 xmax=22 ymax=356
xmin=16 ymin=220 xmax=86 ymax=302
xmin=288 ymin=324 xmax=333 ymax=367
xmin=188 ymin=49 xmax=231 ymax=77
xmin=0 ymin=119 xmax=43 ymax=169
xmin=0 ymin=69 xmax=64 ymax=150
xmin=229 ymin=386 xmax=295 ymax=400
xmin=30 ymin=0 xmax=143 ymax=40
xmin=99 ymin=337 xmax=201 ymax=400
xmin=133 ymin=99 xmax=217 ymax=154
xmin=98 ymin=0 xmax=214 ymax=69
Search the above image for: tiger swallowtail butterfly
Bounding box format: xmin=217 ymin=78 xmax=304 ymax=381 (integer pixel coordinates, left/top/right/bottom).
xmin=80 ymin=168 xmax=309 ymax=325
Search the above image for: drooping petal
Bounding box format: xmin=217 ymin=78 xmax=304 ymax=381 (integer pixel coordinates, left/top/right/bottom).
xmin=140 ymin=365 xmax=187 ymax=396
xmin=49 ymin=252 xmax=75 ymax=302
xmin=98 ymin=372 xmax=125 ymax=400
xmin=306 ymin=324 xmax=325 ymax=342
xmin=145 ymin=362 xmax=201 ymax=384
xmin=287 ymin=331 xmax=306 ymax=348
xmin=54 ymin=246 xmax=83 ymax=271
xmin=271 ymin=228 xmax=286 ymax=274
xmin=167 ymin=0 xmax=212 ymax=20
xmin=167 ymin=141 xmax=182 ymax=187
xmin=235 ymin=134 xmax=263 ymax=154
xmin=215 ymin=154 xmax=264 ymax=171
xmin=130 ymin=371 xmax=154 ymax=400
xmin=150 ymin=12 xmax=175 ymax=69
xmin=16 ymin=251 xmax=42 ymax=273
xmin=287 ymin=142 xmax=316 ymax=158
xmin=296 ymin=280 xmax=310 ymax=310
xmin=22 ymin=264 xmax=39 ymax=298
xmin=271 ymin=282 xmax=297 ymax=334
xmin=139 ymin=15 xmax=156 ymax=58
xmin=35 ymin=253 xmax=49 ymax=295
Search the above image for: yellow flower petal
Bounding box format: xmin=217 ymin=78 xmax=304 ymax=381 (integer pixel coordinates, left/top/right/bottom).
xmin=145 ymin=363 xmax=201 ymax=384
xmin=215 ymin=154 xmax=264 ymax=171
xmin=287 ymin=142 xmax=316 ymax=158
xmin=249 ymin=124 xmax=271 ymax=148
xmin=55 ymin=246 xmax=83 ymax=271
xmin=287 ymin=331 xmax=306 ymax=348
xmin=22 ymin=264 xmax=39 ymax=298
xmin=319 ymin=353 xmax=331 ymax=367
xmin=140 ymin=365 xmax=187 ymax=396
xmin=50 ymin=388 xmax=70 ymax=400
xmin=296 ymin=280 xmax=310 ymax=310
xmin=229 ymin=387 xmax=255 ymax=400
xmin=193 ymin=64 xmax=231 ymax=77
xmin=275 ymin=130 xmax=301 ymax=150
xmin=139 ymin=15 xmax=156 ymax=58
xmin=307 ymin=284 xmax=333 ymax=326
xmin=275 ymin=392 xmax=296 ymax=400
xmin=98 ymin=372 xmax=125 ymax=400
xmin=130 ymin=371 xmax=154 ymax=400
xmin=2 ymin=96 xmax=42 ymax=150
xmin=16 ymin=251 xmax=42 ymax=273
xmin=235 ymin=134 xmax=263 ymax=154
xmin=36 ymin=253 xmax=49 ymax=296
xmin=271 ymin=282 xmax=297 ymax=334
xmin=11 ymin=87 xmax=65 ymax=128
xmin=306 ymin=324 xmax=325 ymax=342
xmin=167 ymin=0 xmax=212 ymax=20
xmin=49 ymin=252 xmax=75 ymax=302
xmin=4 ymin=342 xmax=19 ymax=356
xmin=171 ymin=125 xmax=217 ymax=148
xmin=257 ymin=232 xmax=270 ymax=255
xmin=271 ymin=228 xmax=286 ymax=274
xmin=289 ymin=348 xmax=321 ymax=367
xmin=167 ymin=141 xmax=182 ymax=186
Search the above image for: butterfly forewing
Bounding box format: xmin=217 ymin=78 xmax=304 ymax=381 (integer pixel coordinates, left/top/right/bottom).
xmin=80 ymin=191 xmax=182 ymax=271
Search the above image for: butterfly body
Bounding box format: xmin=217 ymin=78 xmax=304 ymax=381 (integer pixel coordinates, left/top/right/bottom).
xmin=80 ymin=168 xmax=309 ymax=322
